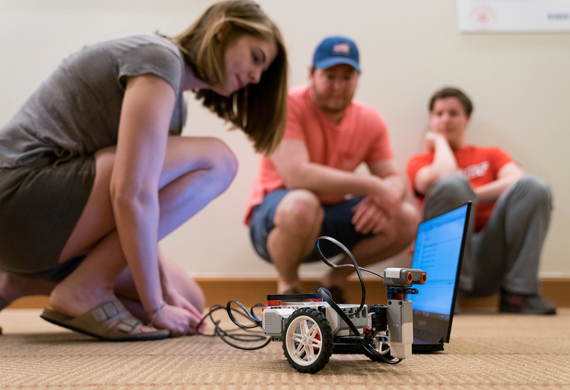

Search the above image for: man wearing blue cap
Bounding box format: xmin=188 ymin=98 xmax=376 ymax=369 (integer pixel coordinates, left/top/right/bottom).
xmin=245 ymin=36 xmax=419 ymax=301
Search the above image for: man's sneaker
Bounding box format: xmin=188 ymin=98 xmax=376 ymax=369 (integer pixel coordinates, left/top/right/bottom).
xmin=317 ymin=285 xmax=347 ymax=304
xmin=499 ymin=291 xmax=556 ymax=315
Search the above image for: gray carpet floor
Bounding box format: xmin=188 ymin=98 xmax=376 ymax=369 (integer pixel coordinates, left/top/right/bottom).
xmin=0 ymin=308 xmax=569 ymax=389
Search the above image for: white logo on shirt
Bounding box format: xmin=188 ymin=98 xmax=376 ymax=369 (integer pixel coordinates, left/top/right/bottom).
xmin=459 ymin=161 xmax=489 ymax=180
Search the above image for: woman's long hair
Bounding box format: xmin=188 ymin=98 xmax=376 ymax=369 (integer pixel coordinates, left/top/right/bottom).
xmin=170 ymin=0 xmax=287 ymax=155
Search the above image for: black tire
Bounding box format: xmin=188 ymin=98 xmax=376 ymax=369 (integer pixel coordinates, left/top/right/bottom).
xmin=362 ymin=339 xmax=392 ymax=362
xmin=282 ymin=308 xmax=333 ymax=374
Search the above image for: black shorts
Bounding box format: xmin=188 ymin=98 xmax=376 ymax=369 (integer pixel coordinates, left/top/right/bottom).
xmin=0 ymin=156 xmax=95 ymax=282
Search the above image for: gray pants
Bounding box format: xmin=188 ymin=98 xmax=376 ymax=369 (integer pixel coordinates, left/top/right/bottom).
xmin=422 ymin=175 xmax=552 ymax=297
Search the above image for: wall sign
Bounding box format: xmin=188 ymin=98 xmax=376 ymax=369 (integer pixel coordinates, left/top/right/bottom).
xmin=458 ymin=0 xmax=570 ymax=32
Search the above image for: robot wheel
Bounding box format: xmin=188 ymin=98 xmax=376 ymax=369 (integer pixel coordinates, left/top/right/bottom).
xmin=282 ymin=308 xmax=333 ymax=373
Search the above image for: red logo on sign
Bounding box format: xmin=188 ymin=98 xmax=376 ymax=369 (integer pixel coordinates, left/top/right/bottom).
xmin=470 ymin=6 xmax=496 ymax=30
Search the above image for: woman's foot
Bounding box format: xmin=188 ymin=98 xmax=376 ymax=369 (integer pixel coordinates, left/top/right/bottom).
xmin=49 ymin=274 xmax=160 ymax=334
xmin=49 ymin=275 xmax=117 ymax=317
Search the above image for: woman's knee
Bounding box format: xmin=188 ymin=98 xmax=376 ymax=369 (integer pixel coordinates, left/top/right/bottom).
xmin=178 ymin=137 xmax=238 ymax=197
xmin=275 ymin=190 xmax=323 ymax=235
xmin=164 ymin=137 xmax=238 ymax=186
xmin=202 ymin=138 xmax=238 ymax=188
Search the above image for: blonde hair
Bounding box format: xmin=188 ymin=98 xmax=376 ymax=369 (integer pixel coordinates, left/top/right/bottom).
xmin=171 ymin=0 xmax=287 ymax=155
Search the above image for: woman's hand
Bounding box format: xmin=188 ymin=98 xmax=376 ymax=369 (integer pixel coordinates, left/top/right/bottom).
xmin=151 ymin=303 xmax=204 ymax=337
xmin=164 ymin=287 xmax=206 ymax=334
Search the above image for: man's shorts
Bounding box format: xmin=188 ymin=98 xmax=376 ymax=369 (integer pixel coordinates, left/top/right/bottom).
xmin=249 ymin=189 xmax=373 ymax=263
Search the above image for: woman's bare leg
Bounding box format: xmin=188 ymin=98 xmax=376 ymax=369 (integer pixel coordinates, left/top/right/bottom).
xmin=114 ymin=250 xmax=205 ymax=321
xmin=48 ymin=136 xmax=236 ymax=319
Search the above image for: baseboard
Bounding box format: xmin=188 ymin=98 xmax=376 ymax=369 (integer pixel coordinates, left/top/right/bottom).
xmin=6 ymin=277 xmax=570 ymax=310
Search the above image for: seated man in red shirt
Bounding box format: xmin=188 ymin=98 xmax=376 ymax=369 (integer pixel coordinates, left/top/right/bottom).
xmin=244 ymin=36 xmax=419 ymax=302
xmin=406 ymin=87 xmax=555 ymax=315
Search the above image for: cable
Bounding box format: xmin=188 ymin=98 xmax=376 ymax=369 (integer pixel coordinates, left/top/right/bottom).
xmin=315 ymin=236 xmax=401 ymax=365
xmin=197 ymin=302 xmax=270 ymax=351
xmin=315 ymin=236 xmax=384 ymax=317
xmin=198 ymin=235 xmax=402 ymax=361
xmin=315 ymin=236 xmax=385 ymax=279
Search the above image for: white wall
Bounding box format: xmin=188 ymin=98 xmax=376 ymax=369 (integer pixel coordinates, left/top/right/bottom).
xmin=1 ymin=0 xmax=569 ymax=278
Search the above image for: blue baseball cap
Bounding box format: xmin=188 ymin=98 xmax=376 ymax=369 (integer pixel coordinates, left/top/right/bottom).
xmin=312 ymin=36 xmax=360 ymax=73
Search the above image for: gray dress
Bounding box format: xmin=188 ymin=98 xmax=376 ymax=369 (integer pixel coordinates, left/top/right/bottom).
xmin=0 ymin=33 xmax=187 ymax=281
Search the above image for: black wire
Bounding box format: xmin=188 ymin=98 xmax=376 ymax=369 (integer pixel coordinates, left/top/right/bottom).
xmin=225 ymin=300 xmax=261 ymax=329
xmin=318 ymin=286 xmax=362 ymax=334
xmin=315 ymin=236 xmax=401 ymax=365
xmin=197 ymin=236 xmax=403 ymax=359
xmin=362 ymin=343 xmax=402 ymax=364
xmin=315 ymin=236 xmax=380 ymax=317
xmin=315 ymin=236 xmax=385 ymax=279
xmin=197 ymin=302 xmax=271 ymax=351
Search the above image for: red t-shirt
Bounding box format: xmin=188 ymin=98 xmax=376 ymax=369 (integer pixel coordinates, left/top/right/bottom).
xmin=244 ymin=85 xmax=394 ymax=225
xmin=406 ymin=145 xmax=513 ymax=232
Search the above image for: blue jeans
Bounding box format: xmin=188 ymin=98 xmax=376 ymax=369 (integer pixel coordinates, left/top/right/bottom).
xmin=249 ymin=189 xmax=373 ymax=263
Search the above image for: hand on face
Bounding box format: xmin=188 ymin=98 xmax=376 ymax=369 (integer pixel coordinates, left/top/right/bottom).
xmin=425 ymin=130 xmax=447 ymax=151
xmin=214 ymin=33 xmax=278 ymax=96
xmin=428 ymin=97 xmax=470 ymax=149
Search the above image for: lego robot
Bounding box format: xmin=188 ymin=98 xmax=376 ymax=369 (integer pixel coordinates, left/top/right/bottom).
xmin=261 ymin=267 xmax=427 ymax=373
xmin=203 ymin=236 xmax=426 ymax=374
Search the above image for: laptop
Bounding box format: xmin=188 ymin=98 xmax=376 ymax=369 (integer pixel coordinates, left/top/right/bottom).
xmin=408 ymin=202 xmax=472 ymax=353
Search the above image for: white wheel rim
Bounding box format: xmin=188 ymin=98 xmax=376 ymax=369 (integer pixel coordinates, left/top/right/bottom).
xmin=374 ymin=338 xmax=382 ymax=352
xmin=285 ymin=315 xmax=323 ymax=367
xmin=369 ymin=337 xmax=389 ymax=355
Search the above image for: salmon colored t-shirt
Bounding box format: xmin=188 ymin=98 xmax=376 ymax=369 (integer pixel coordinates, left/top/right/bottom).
xmin=244 ymin=85 xmax=394 ymax=225
xmin=406 ymin=145 xmax=513 ymax=232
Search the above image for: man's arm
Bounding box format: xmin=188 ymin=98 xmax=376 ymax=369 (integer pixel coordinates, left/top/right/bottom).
xmin=348 ymin=159 xmax=406 ymax=234
xmin=271 ymin=138 xmax=399 ymax=216
xmin=474 ymin=162 xmax=523 ymax=202
xmin=414 ymin=132 xmax=458 ymax=195
xmin=368 ymin=159 xmax=406 ymax=200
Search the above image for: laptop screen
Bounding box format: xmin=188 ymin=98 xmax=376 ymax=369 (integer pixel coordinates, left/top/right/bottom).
xmin=408 ymin=203 xmax=470 ymax=344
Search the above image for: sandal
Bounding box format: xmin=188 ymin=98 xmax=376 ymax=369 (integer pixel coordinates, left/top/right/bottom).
xmin=40 ymin=299 xmax=170 ymax=341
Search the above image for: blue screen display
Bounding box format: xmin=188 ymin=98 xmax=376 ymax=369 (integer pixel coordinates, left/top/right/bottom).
xmin=408 ymin=205 xmax=468 ymax=316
